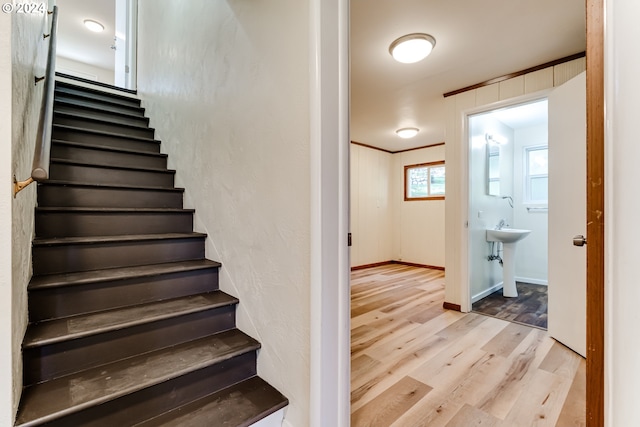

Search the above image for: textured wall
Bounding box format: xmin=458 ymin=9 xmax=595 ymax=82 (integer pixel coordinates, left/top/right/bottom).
xmin=136 ymin=1 xmax=310 ymax=425
xmin=8 ymin=2 xmax=49 ymax=422
xmin=1 ymin=11 xmax=13 ymax=427
xmin=392 ymin=145 xmax=446 ymax=267
xmin=350 ymin=144 xmax=394 ymax=266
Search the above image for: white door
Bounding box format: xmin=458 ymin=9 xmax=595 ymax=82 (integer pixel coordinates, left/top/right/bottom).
xmin=114 ymin=0 xmax=137 ymax=89
xmin=547 ymin=72 xmax=586 ymax=357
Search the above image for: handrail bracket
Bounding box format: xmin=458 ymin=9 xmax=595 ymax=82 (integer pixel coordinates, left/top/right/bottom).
xmin=14 ymin=175 xmax=35 ymax=198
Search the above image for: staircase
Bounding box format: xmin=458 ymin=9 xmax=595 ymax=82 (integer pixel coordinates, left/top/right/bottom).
xmin=15 ymin=78 xmax=288 ymax=427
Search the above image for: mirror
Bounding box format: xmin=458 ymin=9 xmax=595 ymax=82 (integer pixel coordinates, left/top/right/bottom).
xmin=487 ymin=142 xmax=500 ymax=196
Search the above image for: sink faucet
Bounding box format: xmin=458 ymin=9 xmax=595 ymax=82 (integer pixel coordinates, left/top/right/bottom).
xmin=495 ymin=219 xmax=509 ymax=230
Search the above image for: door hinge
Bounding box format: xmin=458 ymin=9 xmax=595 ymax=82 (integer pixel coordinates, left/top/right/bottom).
xmin=348 ymin=233 xmax=352 ymax=247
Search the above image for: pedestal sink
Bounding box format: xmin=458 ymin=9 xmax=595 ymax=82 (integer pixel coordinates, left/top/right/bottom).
xmin=486 ymin=228 xmax=531 ymax=297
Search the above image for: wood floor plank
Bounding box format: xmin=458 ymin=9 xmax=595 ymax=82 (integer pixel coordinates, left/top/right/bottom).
xmin=539 ymin=340 xmax=583 ymax=379
xmin=502 ymin=369 xmax=572 ymax=426
xmin=481 ymin=321 xmax=533 ymax=358
xmin=351 ymin=376 xmax=432 ymax=427
xmin=555 ymin=357 xmax=587 ymax=427
xmin=350 ymin=265 xmax=585 ymax=427
xmin=444 ymin=403 xmax=501 ymax=427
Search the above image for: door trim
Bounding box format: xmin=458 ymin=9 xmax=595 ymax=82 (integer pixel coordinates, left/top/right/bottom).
xmin=586 ymin=0 xmax=604 ymax=425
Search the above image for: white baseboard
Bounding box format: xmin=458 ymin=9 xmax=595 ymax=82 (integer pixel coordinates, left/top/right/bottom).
xmin=471 ymin=282 xmax=503 ymax=303
xmin=249 ymin=408 xmax=286 ymax=427
xmin=515 ymin=276 xmax=548 ymax=286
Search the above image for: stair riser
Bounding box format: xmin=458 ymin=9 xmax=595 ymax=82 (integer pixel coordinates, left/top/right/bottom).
xmin=49 ymin=163 xmax=175 ymax=188
xmin=30 ymin=352 xmax=256 ymax=427
xmin=33 ymin=237 xmax=206 ymax=275
xmin=55 ymin=85 xmax=141 ymax=108
xmin=54 ymin=93 xmax=146 ymax=117
xmin=37 ymin=185 xmax=184 ymax=209
xmin=23 ymin=305 xmax=237 ymax=386
xmin=29 ymin=268 xmax=220 ymax=322
xmin=36 ymin=211 xmax=194 ymax=238
xmin=53 ymin=127 xmax=160 ymax=153
xmin=55 ymin=103 xmax=150 ymax=127
xmin=51 ymin=144 xmax=167 ymax=169
xmin=54 ymin=114 xmax=155 ymax=139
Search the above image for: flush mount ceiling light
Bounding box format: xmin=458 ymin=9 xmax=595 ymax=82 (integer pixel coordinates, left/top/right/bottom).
xmin=396 ymin=127 xmax=419 ymax=139
xmin=389 ymin=33 xmax=436 ymax=64
xmin=83 ymin=19 xmax=105 ymax=33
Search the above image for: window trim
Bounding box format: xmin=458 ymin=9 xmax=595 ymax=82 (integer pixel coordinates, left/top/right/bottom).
xmin=524 ymin=145 xmax=548 ymax=205
xmin=404 ymin=160 xmax=446 ymax=201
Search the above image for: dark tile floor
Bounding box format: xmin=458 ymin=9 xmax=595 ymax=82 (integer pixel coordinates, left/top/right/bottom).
xmin=472 ymin=282 xmax=548 ymax=329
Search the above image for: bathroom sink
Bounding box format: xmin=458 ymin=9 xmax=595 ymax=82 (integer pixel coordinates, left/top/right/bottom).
xmin=486 ymin=228 xmax=531 ymax=244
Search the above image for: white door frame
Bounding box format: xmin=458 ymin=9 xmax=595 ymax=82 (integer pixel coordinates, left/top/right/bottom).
xmin=460 ymin=92 xmax=551 ymax=312
xmin=309 ymin=0 xmax=350 ymax=426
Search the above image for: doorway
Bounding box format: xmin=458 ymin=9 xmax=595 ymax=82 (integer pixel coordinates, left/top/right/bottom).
xmin=467 ymin=99 xmax=550 ymax=331
xmin=55 ymin=0 xmax=137 ymax=89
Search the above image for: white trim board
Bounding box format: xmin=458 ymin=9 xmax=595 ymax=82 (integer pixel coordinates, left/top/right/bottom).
xmin=471 ymin=282 xmax=503 ymax=303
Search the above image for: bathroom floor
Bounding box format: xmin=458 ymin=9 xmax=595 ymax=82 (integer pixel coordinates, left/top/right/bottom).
xmin=472 ymin=282 xmax=548 ymax=329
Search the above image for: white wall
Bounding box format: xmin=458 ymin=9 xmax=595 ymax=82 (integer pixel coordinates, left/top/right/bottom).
xmin=444 ymin=57 xmax=585 ymax=309
xmin=56 ymin=56 xmax=114 ymax=84
xmin=513 ymin=124 xmax=548 ymax=284
xmin=350 ymin=144 xmax=393 ymax=266
xmin=393 ymin=146 xmax=446 ymax=267
xmin=350 ymin=144 xmax=446 ymax=268
xmin=606 ymin=0 xmax=640 ymax=424
xmin=5 ymin=3 xmax=50 ymax=424
xmin=136 ymin=1 xmax=310 ymax=426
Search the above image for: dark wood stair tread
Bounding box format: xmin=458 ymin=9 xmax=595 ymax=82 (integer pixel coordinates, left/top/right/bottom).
xmin=55 ymin=111 xmax=154 ymax=131
xmin=53 ymin=124 xmax=160 ymax=143
xmin=15 ymin=329 xmax=260 ymax=427
xmin=50 ymin=158 xmax=176 ymax=174
xmin=56 ymin=74 xmax=138 ymax=96
xmin=52 ymin=139 xmax=168 ymax=158
xmin=135 ymin=376 xmax=288 ymax=427
xmin=33 ymin=232 xmax=207 ymax=247
xmin=23 ymin=291 xmax=238 ymax=348
xmin=28 ymin=260 xmax=220 ymax=291
xmin=54 ymin=99 xmax=147 ymax=120
xmin=35 ymin=207 xmax=195 ymax=213
xmin=39 ymin=179 xmax=185 ymax=192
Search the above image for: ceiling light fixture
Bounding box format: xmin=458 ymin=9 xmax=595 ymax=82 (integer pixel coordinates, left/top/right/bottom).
xmin=389 ymin=33 xmax=436 ymax=64
xmin=83 ymin=19 xmax=105 ymax=33
xmin=396 ymin=127 xmax=419 ymax=139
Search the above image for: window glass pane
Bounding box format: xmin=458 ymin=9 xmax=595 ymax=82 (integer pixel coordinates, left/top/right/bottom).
xmin=530 ymin=176 xmax=548 ymax=201
xmin=528 ymin=148 xmax=548 ymax=175
xmin=430 ymin=166 xmax=445 ymax=195
xmin=408 ymin=167 xmax=429 ymax=198
xmin=489 ymin=180 xmax=500 ymax=195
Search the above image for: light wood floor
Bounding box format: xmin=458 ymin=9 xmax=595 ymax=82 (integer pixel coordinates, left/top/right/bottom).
xmin=351 ymin=264 xmax=585 ymax=427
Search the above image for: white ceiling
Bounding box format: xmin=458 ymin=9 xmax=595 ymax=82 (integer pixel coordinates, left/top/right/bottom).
xmin=54 ymin=1 xmax=585 ymax=150
xmin=56 ymin=0 xmax=116 ymax=71
xmin=350 ymin=0 xmax=586 ymax=151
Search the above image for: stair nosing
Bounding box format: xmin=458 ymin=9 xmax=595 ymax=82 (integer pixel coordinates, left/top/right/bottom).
xmin=17 ymin=330 xmax=260 ymax=427
xmin=28 ymin=260 xmax=221 ymax=291
xmin=55 ymin=79 xmax=140 ymax=101
xmin=52 ymin=139 xmax=167 ymax=158
xmin=50 ymin=158 xmax=176 ymax=174
xmin=35 ymin=207 xmax=195 ymax=213
xmin=54 ymin=111 xmax=154 ymax=132
xmin=33 ymin=232 xmax=207 ymax=247
xmin=23 ymin=292 xmax=239 ymax=348
xmin=38 ymin=180 xmax=185 ymax=193
xmin=54 ymin=99 xmax=149 ymax=122
xmin=54 ymin=92 xmax=145 ymax=114
xmin=52 ymin=124 xmax=160 ymax=143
